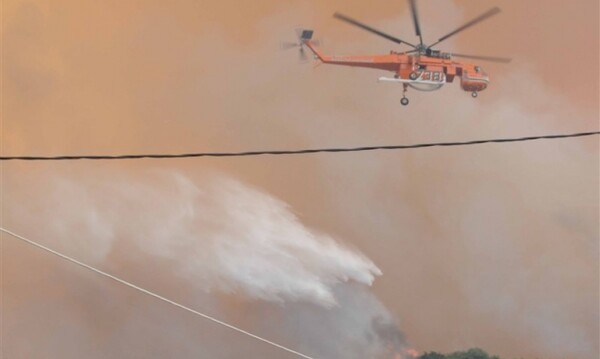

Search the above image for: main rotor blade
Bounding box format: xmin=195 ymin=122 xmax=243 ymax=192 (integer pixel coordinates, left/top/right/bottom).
xmin=429 ymin=7 xmax=501 ymax=48
xmin=450 ymin=53 xmax=512 ymax=63
xmin=408 ymin=0 xmax=423 ymax=46
xmin=333 ymin=12 xmax=416 ymax=48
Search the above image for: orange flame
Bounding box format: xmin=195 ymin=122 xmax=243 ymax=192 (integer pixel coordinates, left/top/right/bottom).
xmin=406 ymin=348 xmax=420 ymax=358
xmin=394 ymin=348 xmax=420 ymax=359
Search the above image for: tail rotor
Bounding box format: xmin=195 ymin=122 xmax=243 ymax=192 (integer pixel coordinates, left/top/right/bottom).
xmin=281 ymin=29 xmax=319 ymax=63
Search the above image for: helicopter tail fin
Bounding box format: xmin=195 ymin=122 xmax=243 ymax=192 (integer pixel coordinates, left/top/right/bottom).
xmin=299 ymin=29 xmax=314 ymax=41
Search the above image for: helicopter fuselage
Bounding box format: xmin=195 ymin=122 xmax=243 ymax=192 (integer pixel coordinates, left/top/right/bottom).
xmin=304 ymin=41 xmax=489 ymax=94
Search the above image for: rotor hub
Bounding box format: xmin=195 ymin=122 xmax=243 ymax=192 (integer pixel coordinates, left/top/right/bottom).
xmin=415 ymin=44 xmax=427 ymax=54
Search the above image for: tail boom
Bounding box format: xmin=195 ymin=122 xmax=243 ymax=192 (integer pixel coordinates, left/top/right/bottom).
xmin=301 ymin=30 xmax=403 ymax=72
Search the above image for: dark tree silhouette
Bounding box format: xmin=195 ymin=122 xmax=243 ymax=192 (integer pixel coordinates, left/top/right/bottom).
xmin=419 ymin=348 xmax=501 ymax=359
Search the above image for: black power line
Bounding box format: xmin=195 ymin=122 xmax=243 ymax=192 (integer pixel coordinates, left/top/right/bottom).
xmin=1 ymin=131 xmax=598 ymax=161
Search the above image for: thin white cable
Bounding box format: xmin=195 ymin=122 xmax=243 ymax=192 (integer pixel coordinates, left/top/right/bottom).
xmin=0 ymin=227 xmax=316 ymax=359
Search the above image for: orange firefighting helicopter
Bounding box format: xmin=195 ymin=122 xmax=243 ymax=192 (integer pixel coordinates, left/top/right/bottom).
xmin=283 ymin=0 xmax=511 ymax=106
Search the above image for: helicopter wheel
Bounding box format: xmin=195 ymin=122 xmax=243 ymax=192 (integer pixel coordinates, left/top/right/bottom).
xmin=471 ymin=91 xmax=478 ymax=98
xmin=400 ymin=97 xmax=410 ymax=106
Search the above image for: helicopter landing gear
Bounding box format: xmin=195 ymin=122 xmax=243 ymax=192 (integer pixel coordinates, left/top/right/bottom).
xmin=471 ymin=91 xmax=478 ymax=98
xmin=401 ymin=84 xmax=410 ymax=106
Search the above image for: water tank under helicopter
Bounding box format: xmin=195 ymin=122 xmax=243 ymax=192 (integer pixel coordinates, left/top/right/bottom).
xmin=460 ymin=66 xmax=490 ymax=92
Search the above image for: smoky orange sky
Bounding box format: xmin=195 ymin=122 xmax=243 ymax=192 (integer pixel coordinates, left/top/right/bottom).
xmin=1 ymin=1 xmax=599 ymax=359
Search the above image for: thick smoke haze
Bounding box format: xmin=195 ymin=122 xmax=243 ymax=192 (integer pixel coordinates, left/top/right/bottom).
xmin=2 ymin=0 xmax=598 ymax=359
